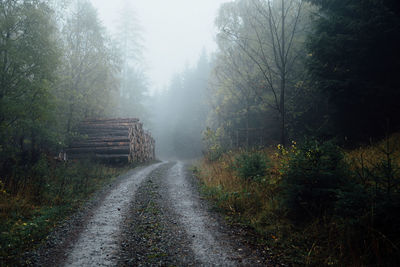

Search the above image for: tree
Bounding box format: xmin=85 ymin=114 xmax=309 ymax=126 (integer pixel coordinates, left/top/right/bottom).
xmin=0 ymin=0 xmax=60 ymax=164
xmin=114 ymin=0 xmax=147 ymax=119
xmin=216 ymin=0 xmax=309 ymax=145
xmin=56 ymin=0 xmax=119 ymax=137
xmin=306 ymin=0 xmax=400 ymax=142
xmin=209 ymin=45 xmax=270 ymax=147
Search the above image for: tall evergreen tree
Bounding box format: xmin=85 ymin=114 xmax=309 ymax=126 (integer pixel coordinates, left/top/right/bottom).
xmin=306 ymin=0 xmax=400 ymax=142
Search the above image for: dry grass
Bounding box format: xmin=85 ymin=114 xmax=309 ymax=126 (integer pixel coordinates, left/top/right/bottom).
xmin=345 ymin=133 xmax=400 ymax=181
xmin=0 ymin=159 xmax=127 ymax=265
xmin=197 ymin=135 xmax=400 ymax=265
xmin=199 ymin=148 xmax=282 ymax=216
xmin=196 ymin=148 xmax=303 ymax=263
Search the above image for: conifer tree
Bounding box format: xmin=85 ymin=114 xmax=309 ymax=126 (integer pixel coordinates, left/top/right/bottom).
xmin=306 ymin=0 xmax=400 ymax=141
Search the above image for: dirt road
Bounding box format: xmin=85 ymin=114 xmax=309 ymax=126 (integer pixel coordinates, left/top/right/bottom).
xmin=31 ymin=162 xmax=271 ymax=266
xmin=64 ymin=163 xmax=163 ymax=266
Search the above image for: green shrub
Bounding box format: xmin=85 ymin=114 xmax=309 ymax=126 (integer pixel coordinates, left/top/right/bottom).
xmin=206 ymin=144 xmax=224 ymax=162
xmin=334 ymin=182 xmax=369 ymax=223
xmin=202 ymin=127 xmax=225 ymax=162
xmin=282 ymin=140 xmax=349 ymax=221
xmin=30 ymin=155 xmax=50 ymax=203
xmin=233 ymin=151 xmax=268 ymax=182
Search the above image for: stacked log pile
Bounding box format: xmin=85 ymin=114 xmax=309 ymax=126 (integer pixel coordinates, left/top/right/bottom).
xmin=67 ymin=118 xmax=155 ymax=163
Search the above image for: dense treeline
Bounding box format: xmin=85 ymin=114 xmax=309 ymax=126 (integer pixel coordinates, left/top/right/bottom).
xmin=0 ymin=0 xmax=147 ymax=190
xmin=205 ymin=0 xmax=400 ymax=149
xmin=305 ymin=0 xmax=400 ymax=142
xmin=200 ymin=0 xmax=400 ymax=265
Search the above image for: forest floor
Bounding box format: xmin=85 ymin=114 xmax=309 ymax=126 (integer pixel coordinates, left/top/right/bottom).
xmin=26 ymin=161 xmax=279 ymax=266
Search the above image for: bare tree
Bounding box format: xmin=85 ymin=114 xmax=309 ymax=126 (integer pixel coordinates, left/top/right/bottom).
xmin=216 ymin=0 xmax=308 ymax=145
xmin=212 ymin=46 xmax=264 ymax=147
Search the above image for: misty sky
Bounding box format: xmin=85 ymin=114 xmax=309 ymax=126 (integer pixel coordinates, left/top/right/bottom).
xmin=90 ymin=0 xmax=229 ymax=94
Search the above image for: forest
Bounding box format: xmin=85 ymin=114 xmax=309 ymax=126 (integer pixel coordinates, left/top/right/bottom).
xmin=157 ymin=0 xmax=400 ymax=265
xmin=0 ymin=0 xmax=150 ymax=262
xmin=1 ymin=0 xmax=400 ymax=265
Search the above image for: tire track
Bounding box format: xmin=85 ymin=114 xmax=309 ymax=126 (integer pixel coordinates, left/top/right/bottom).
xmin=64 ymin=162 xmax=164 ymax=267
xmin=166 ymin=161 xmax=236 ymax=266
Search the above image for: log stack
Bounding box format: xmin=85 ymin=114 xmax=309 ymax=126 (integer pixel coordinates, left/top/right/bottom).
xmin=67 ymin=118 xmax=155 ymax=163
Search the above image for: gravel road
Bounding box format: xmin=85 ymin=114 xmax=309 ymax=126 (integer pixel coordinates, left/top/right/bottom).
xmin=64 ymin=163 xmax=164 ymax=266
xmin=166 ymin=161 xmax=235 ymax=265
xmin=29 ymin=161 xmax=274 ymax=266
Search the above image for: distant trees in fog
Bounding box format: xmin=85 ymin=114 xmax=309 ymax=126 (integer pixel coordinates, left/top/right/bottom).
xmin=151 ymin=50 xmax=210 ymax=159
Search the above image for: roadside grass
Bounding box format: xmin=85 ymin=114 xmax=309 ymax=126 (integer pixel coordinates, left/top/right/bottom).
xmin=196 ymin=148 xmax=305 ymax=264
xmin=0 ymin=159 xmax=128 ymax=265
xmin=196 ymin=135 xmax=400 ymax=266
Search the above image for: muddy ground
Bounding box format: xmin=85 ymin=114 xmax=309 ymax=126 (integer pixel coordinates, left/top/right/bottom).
xmin=28 ymin=162 xmax=281 ymax=266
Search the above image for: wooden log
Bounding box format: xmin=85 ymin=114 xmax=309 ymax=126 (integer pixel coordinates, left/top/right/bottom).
xmin=68 ymin=154 xmax=129 ymax=160
xmin=83 ymin=117 xmax=139 ymax=122
xmin=79 ymin=137 xmax=130 ymax=143
xmin=94 ymin=154 xmax=129 ymax=159
xmin=67 ymin=146 xmax=130 ymax=154
xmin=80 ymin=121 xmax=136 ymax=125
xmin=78 ymin=126 xmax=131 ymax=132
xmin=80 ymin=132 xmax=129 ymax=137
xmin=68 ymin=118 xmax=155 ymax=164
xmin=82 ymin=118 xmax=139 ymax=124
xmin=78 ymin=129 xmax=129 ymax=134
xmin=79 ymin=122 xmax=133 ymax=127
xmin=70 ymin=142 xmax=130 ymax=148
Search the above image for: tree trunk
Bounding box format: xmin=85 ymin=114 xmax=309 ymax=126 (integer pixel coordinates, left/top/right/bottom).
xmin=280 ymin=0 xmax=286 ymax=146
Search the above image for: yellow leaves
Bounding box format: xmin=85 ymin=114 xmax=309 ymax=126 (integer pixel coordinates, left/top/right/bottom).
xmin=271 ymin=141 xmax=300 ymax=177
xmin=0 ymin=179 xmax=7 ymax=195
xmin=276 ymin=141 xmax=297 ymax=157
xmin=295 ymin=81 xmax=304 ymax=88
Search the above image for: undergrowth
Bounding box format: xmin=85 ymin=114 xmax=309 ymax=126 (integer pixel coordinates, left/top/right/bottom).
xmin=0 ymin=157 xmax=128 ymax=265
xmin=197 ymin=135 xmax=400 ymax=266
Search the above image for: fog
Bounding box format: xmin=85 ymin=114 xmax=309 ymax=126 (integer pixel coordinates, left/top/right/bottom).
xmin=2 ymin=1 xmax=400 ymax=264
xmin=91 ymin=0 xmax=229 ymax=93
xmin=80 ymin=0 xmax=227 ymax=158
xmin=3 ymin=0 xmax=397 ymax=162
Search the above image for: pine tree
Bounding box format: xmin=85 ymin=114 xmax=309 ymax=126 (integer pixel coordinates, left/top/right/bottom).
xmin=306 ymin=0 xmax=400 ymax=142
